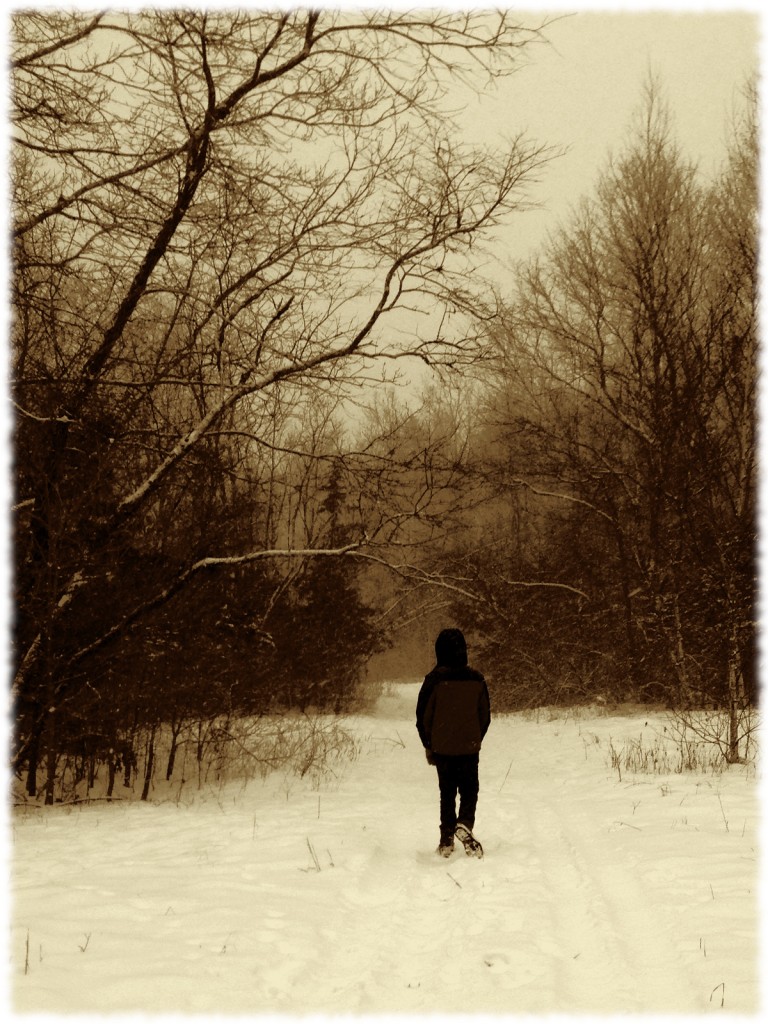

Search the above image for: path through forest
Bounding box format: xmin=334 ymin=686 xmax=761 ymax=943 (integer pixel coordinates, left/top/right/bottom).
xmin=10 ymin=684 xmax=759 ymax=1015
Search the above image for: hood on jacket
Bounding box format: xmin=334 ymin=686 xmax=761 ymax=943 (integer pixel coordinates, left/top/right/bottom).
xmin=435 ymin=628 xmax=468 ymax=669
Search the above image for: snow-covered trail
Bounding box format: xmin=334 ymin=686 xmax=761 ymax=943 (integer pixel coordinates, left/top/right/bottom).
xmin=9 ymin=685 xmax=760 ymax=1016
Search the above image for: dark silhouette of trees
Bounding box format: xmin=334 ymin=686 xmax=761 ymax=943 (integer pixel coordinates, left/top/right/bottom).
xmin=435 ymin=83 xmax=758 ymax=755
xmin=10 ymin=9 xmax=552 ymax=799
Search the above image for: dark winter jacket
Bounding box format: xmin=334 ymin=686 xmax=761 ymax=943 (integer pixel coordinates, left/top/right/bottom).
xmin=415 ymin=630 xmax=491 ymax=756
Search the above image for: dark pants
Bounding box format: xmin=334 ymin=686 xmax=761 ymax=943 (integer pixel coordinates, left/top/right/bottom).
xmin=433 ymin=753 xmax=479 ymax=840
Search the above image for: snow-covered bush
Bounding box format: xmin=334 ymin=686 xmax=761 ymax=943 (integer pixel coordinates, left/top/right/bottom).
xmin=606 ymin=709 xmax=759 ymax=780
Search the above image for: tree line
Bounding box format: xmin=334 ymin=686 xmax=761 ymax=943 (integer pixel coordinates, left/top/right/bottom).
xmin=9 ymin=11 xmax=757 ymax=802
xmin=426 ymin=82 xmax=758 ymax=763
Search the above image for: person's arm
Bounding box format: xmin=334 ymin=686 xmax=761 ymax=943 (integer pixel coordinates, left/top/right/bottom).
xmin=478 ymin=678 xmax=491 ymax=739
xmin=416 ymin=674 xmax=437 ymax=752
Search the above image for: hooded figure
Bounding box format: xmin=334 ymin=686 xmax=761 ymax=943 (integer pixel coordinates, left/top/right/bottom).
xmin=416 ymin=628 xmax=490 ymax=755
xmin=415 ymin=628 xmax=491 ymax=857
xmin=434 ymin=627 xmax=469 ymax=669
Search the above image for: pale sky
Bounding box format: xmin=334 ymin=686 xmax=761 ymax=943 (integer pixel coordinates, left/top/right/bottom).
xmin=456 ymin=4 xmax=761 ymax=266
xmin=4 ymin=2 xmax=761 ymax=268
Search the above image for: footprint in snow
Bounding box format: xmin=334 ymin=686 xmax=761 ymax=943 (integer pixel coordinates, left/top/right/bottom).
xmin=484 ymin=952 xmax=511 ymax=970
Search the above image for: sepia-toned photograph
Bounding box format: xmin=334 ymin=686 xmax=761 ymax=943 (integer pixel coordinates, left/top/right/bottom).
xmin=6 ymin=1 xmax=761 ymax=1017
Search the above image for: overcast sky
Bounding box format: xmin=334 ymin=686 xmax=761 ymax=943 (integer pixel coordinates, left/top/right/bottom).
xmin=455 ymin=3 xmax=761 ymax=267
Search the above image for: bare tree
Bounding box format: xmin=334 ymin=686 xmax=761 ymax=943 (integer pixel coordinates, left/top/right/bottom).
xmin=477 ymin=80 xmax=757 ymax=728
xmin=10 ymin=9 xmax=554 ymax=792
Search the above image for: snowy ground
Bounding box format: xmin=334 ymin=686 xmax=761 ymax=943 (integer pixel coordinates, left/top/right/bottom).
xmin=8 ymin=683 xmax=762 ymax=1017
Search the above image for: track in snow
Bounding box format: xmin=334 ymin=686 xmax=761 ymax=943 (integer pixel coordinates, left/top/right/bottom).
xmin=10 ymin=686 xmax=759 ymax=1015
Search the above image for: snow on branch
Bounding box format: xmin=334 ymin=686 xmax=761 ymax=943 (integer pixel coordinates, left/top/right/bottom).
xmin=497 ymin=576 xmax=589 ymax=601
xmin=510 ymin=477 xmax=615 ymax=524
xmin=353 ymin=551 xmax=589 ymax=603
xmin=61 ymin=543 xmax=365 ymax=676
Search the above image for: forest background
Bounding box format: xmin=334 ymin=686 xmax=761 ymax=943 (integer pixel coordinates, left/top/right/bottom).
xmin=4 ymin=5 xmax=761 ymax=804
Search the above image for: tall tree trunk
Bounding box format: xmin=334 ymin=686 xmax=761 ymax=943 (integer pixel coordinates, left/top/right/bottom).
xmin=726 ymin=635 xmax=747 ymax=763
xmin=107 ymin=755 xmax=116 ymax=798
xmin=25 ymin=729 xmax=38 ymax=797
xmin=166 ymin=719 xmax=183 ymax=780
xmin=43 ymin=725 xmax=57 ymax=805
xmin=141 ymin=728 xmax=155 ymax=801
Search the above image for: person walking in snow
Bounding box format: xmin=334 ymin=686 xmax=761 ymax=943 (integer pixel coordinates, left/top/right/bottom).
xmin=416 ymin=628 xmax=491 ymax=858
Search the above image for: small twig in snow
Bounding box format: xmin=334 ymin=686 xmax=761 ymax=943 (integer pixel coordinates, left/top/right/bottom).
xmin=304 ymin=837 xmax=321 ymax=872
xmin=710 ymin=982 xmax=725 ymax=1007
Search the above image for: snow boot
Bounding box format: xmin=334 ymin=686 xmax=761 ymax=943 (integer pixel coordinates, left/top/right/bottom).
xmin=437 ymin=836 xmax=455 ymax=858
xmin=455 ymin=823 xmax=483 ymax=858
